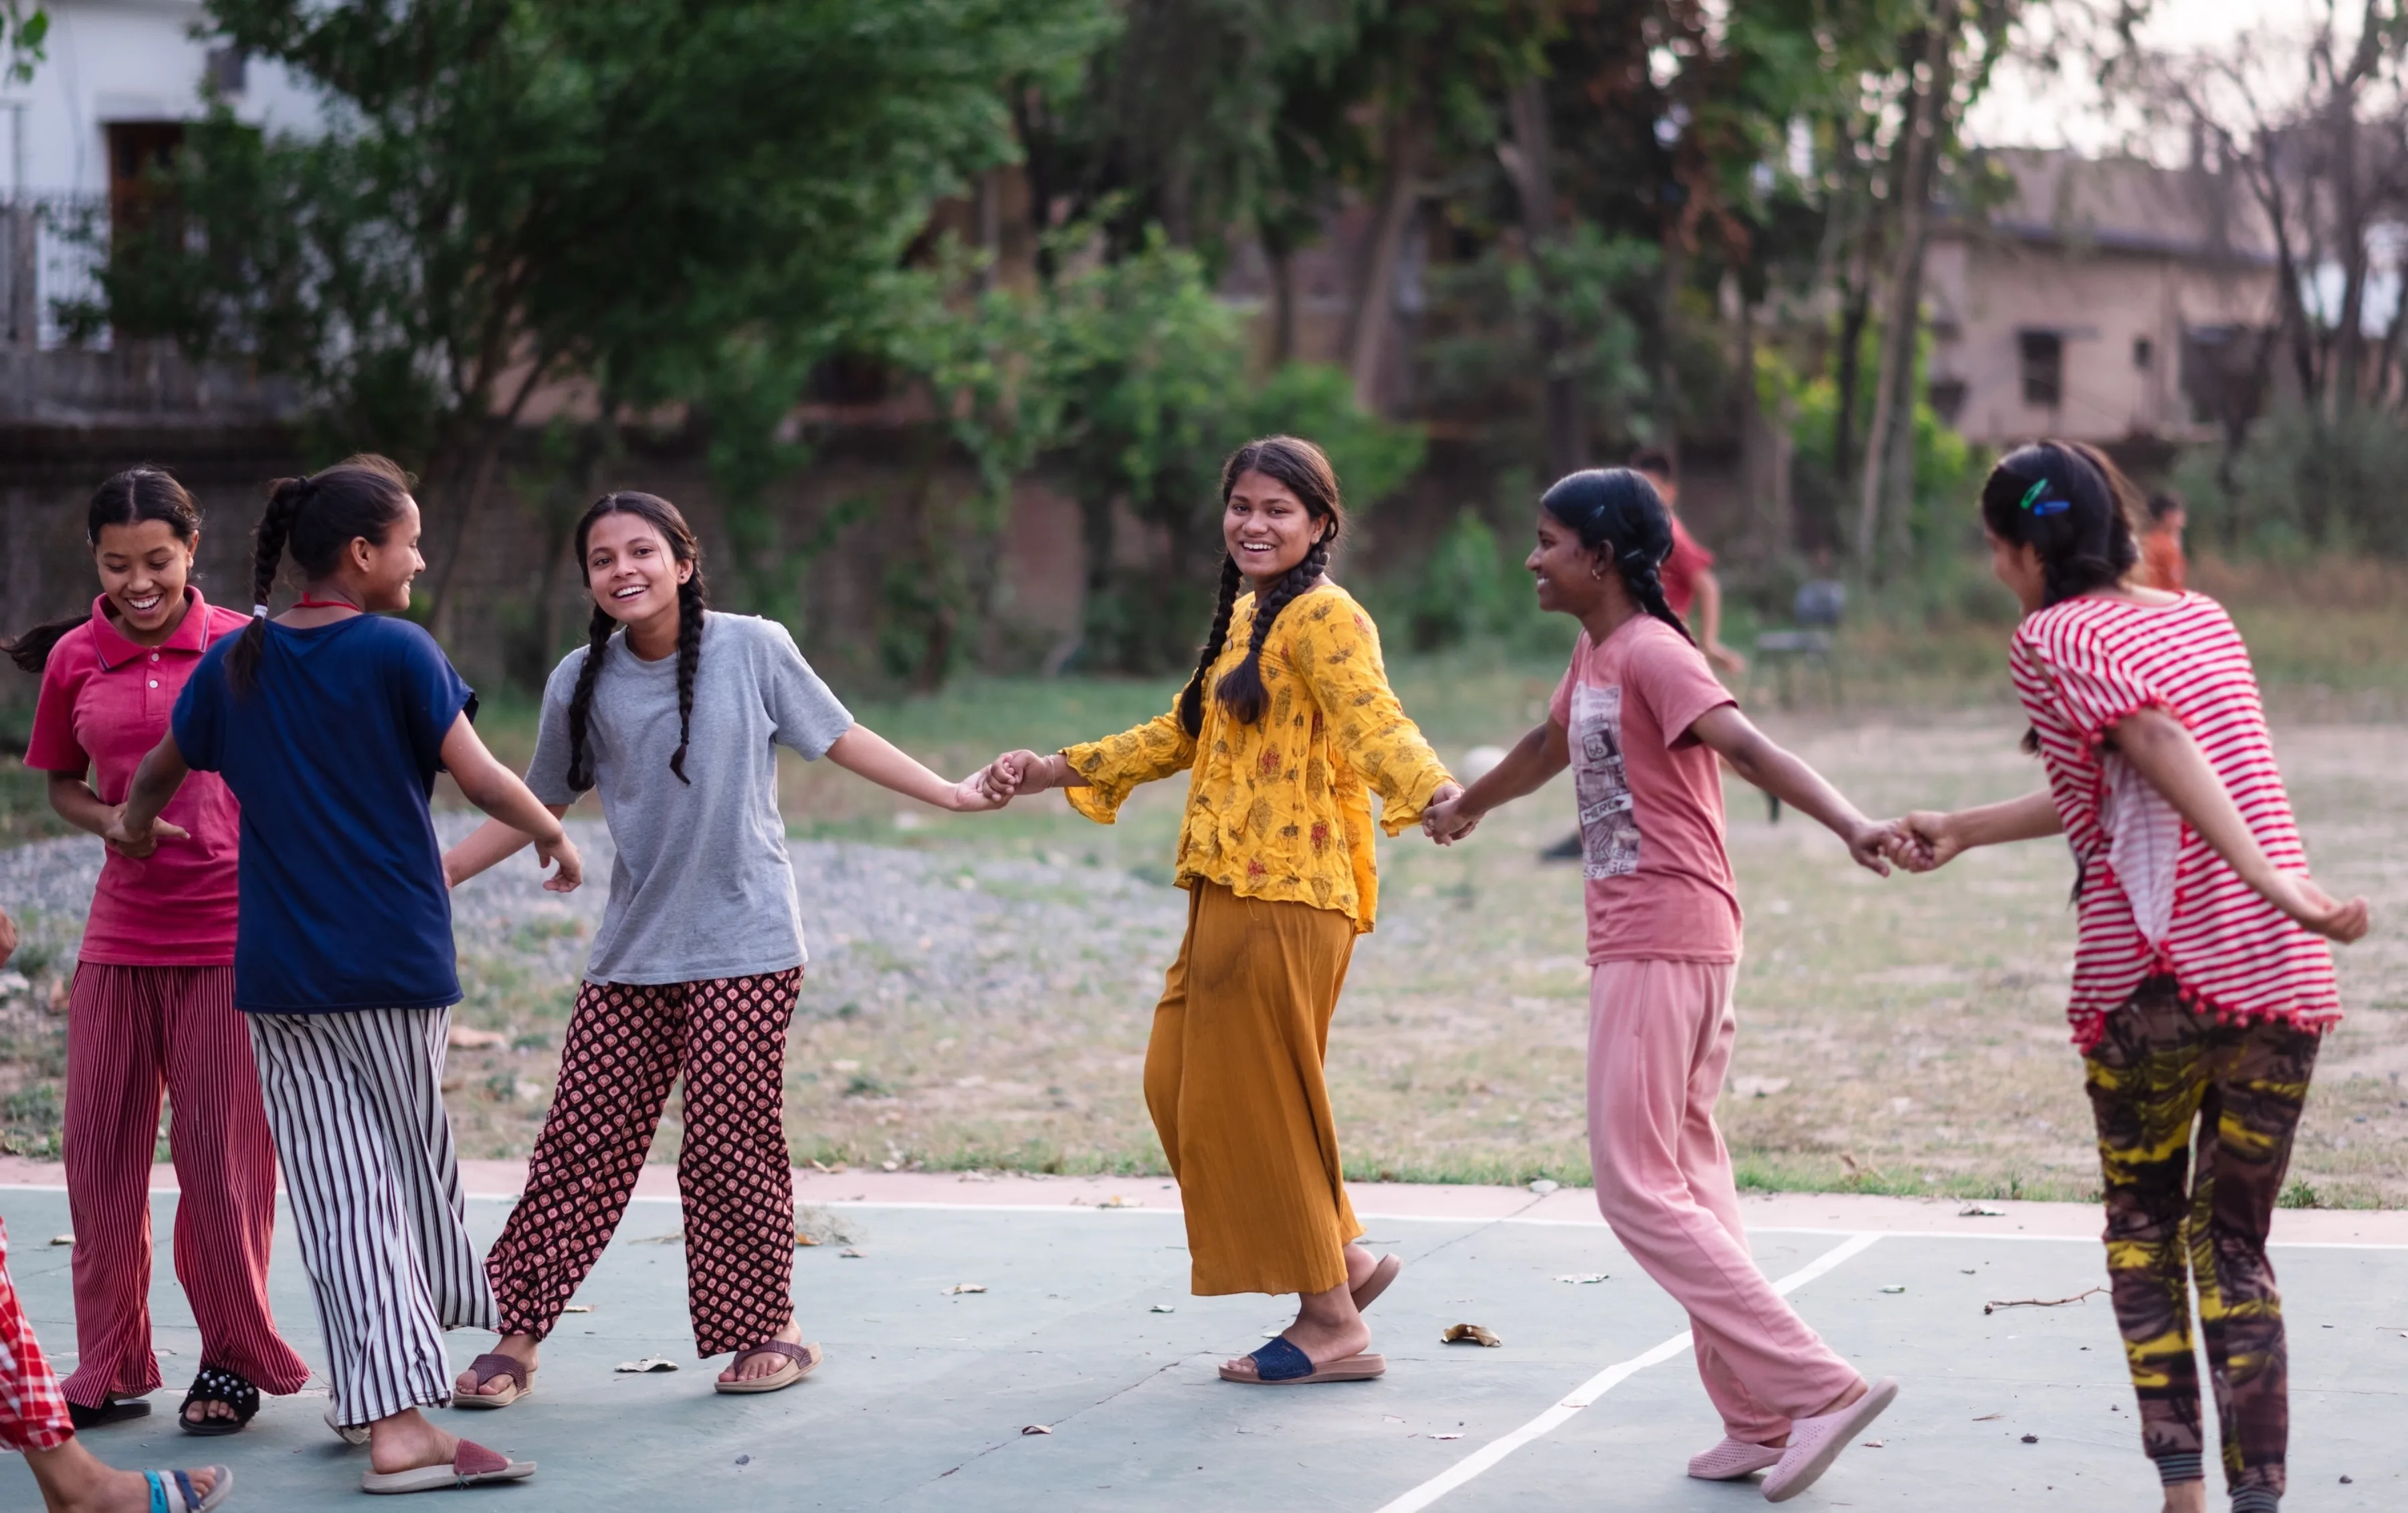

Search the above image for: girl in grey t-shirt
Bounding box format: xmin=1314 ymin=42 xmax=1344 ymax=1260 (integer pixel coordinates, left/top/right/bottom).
xmin=442 ymin=491 xmax=1009 ymax=1402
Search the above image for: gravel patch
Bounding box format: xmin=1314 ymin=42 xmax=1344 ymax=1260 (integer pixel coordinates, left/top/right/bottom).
xmin=2 ymin=817 xmax=1187 ymax=1021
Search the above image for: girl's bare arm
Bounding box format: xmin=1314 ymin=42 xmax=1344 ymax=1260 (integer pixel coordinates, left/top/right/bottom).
xmin=46 ymin=770 xmax=118 ymax=838
xmin=99 ymin=734 xmax=195 ymax=857
xmin=439 ymin=713 xmax=582 ymax=892
xmin=1898 ymin=789 xmax=2062 ymax=870
xmin=1423 ymin=720 xmax=1567 ymax=842
xmin=1689 ymin=704 xmax=1892 ymax=874
xmin=2110 ymin=706 xmax=2367 ymax=942
xmin=827 ymin=724 xmax=1003 ymax=811
xmin=444 ymin=805 xmax=573 ymax=888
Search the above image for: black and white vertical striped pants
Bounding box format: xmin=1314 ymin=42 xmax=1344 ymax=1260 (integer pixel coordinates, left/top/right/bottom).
xmin=247 ymin=1007 xmax=496 ymax=1426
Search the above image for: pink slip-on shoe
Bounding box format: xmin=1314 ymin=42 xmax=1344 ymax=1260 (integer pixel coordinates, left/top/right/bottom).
xmin=1761 ymin=1377 xmax=1898 ymax=1503
xmin=1688 ymin=1437 xmax=1785 ymax=1480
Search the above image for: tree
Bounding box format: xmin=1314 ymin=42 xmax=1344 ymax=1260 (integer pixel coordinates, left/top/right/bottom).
xmin=82 ymin=0 xmax=1106 ymax=633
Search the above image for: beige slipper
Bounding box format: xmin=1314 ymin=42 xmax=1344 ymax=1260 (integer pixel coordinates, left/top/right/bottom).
xmin=361 ymin=1439 xmax=534 ymax=1494
xmin=714 ymin=1340 xmax=822 ymax=1395
xmin=1352 ymin=1253 xmax=1403 ymax=1312
xmin=450 ymin=1353 xmax=532 ymax=1411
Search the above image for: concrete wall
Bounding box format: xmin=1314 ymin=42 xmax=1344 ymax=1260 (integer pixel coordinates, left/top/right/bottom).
xmin=1924 ymin=231 xmax=2278 ymax=449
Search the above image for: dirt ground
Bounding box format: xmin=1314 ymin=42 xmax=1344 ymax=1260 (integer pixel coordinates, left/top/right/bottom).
xmin=407 ymin=706 xmax=2408 ymax=1207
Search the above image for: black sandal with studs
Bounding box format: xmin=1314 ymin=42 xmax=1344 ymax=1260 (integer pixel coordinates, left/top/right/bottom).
xmin=178 ymin=1366 xmax=260 ymax=1437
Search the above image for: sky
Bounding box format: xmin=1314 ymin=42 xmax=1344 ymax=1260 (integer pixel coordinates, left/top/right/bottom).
xmin=1964 ymin=0 xmax=2316 ymax=156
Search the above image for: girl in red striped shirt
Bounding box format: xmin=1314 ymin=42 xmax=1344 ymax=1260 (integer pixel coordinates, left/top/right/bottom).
xmin=1897 ymin=441 xmax=2367 ymax=1513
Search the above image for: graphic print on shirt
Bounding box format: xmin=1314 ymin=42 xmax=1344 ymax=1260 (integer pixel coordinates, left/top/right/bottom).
xmin=1570 ymin=681 xmax=1640 ymax=879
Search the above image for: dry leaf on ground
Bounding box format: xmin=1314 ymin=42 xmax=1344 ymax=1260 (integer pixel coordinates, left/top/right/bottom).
xmin=945 ymin=1283 xmax=988 ymax=1295
xmin=1021 ymin=1424 xmax=1051 ymax=1435
xmin=1441 ymin=1324 xmax=1501 ymax=1348
xmin=614 ymin=1357 xmax=677 ymax=1373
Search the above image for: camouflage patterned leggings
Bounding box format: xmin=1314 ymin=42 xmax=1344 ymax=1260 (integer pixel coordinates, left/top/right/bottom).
xmin=2083 ymin=977 xmax=2320 ymax=1512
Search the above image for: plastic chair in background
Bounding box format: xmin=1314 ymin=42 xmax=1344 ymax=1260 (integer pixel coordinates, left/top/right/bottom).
xmin=1754 ymin=578 xmax=1845 ymax=710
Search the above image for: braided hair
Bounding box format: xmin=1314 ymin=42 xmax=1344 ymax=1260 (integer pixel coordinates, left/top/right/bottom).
xmin=225 ymin=455 xmax=412 ymax=694
xmin=1977 ymin=440 xmax=2141 ymax=609
xmin=563 ymin=491 xmax=709 ymax=790
xmin=1537 ymin=468 xmax=1697 ymax=645
xmin=5 ymin=467 xmax=204 ymax=674
xmin=1182 ymin=435 xmax=1347 ymax=733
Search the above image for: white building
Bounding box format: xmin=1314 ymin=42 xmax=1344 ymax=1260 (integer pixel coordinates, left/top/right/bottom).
xmin=2 ymin=0 xmax=319 ymax=346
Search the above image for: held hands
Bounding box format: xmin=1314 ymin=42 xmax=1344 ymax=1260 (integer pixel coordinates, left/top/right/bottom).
xmin=99 ymin=804 xmax=188 ymax=860
xmin=1841 ymin=817 xmax=1898 ymax=877
xmin=534 ymin=831 xmax=583 ymax=893
xmin=1886 ymin=811 xmax=1963 ymax=874
xmin=973 ymin=749 xmax=1047 ymax=807
xmin=1420 ymin=783 xmax=1479 ymax=845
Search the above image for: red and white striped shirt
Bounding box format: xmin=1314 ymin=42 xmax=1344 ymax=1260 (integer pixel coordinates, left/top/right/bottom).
xmin=2009 ymin=592 xmax=2340 ymax=1049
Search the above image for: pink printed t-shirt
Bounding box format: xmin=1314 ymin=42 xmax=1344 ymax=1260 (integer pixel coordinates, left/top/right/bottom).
xmin=1549 ymin=614 xmax=1742 ymax=964
xmin=24 ymin=589 xmax=249 ymax=965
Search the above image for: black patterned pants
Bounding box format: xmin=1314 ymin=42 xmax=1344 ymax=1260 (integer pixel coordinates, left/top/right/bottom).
xmin=486 ymin=970 xmax=803 ymax=1357
xmin=2084 ymin=977 xmax=2319 ymax=1511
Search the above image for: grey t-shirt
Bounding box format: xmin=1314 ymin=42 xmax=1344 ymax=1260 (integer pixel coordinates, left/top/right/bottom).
xmin=526 ymin=612 xmax=853 ymax=985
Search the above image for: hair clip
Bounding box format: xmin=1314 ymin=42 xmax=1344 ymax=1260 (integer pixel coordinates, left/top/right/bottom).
xmin=2017 ymin=477 xmax=2071 ymax=516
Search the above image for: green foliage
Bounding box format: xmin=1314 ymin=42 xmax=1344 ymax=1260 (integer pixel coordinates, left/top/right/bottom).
xmin=70 ymin=0 xmax=1107 ymax=616
xmin=2173 ymin=404 xmax=2408 ymax=559
xmin=1 ymin=1 xmax=45 ymax=85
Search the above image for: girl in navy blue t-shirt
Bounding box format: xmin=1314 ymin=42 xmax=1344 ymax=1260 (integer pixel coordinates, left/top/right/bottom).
xmin=110 ymin=456 xmax=575 ymax=1496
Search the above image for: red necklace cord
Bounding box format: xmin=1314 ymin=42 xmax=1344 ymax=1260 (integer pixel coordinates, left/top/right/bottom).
xmin=294 ymin=593 xmax=361 ymax=610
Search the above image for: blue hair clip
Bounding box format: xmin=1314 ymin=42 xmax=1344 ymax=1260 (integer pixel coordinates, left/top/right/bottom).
xmin=2018 ymin=477 xmax=2071 ymax=516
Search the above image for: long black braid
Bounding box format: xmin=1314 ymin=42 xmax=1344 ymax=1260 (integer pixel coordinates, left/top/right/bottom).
xmin=669 ymin=569 xmax=707 ymax=783
xmin=562 ymin=603 xmax=615 ymax=791
xmin=1538 ymin=468 xmax=1696 ymax=645
xmin=225 ymin=456 xmax=412 ymax=695
xmin=1215 ymin=536 xmax=1332 ymax=725
xmin=1202 ymin=435 xmax=1350 ymax=728
xmin=562 ymin=490 xmax=711 ymax=789
xmin=1178 ymin=555 xmax=1243 ymax=738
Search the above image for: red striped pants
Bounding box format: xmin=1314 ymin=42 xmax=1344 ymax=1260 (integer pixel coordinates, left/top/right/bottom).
xmin=61 ymin=964 xmax=308 ymax=1407
xmin=0 ymin=1216 xmax=73 ymax=1451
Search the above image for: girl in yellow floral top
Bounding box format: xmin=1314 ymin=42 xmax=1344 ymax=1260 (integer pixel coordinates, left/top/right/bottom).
xmin=993 ymin=436 xmax=1458 ymax=1388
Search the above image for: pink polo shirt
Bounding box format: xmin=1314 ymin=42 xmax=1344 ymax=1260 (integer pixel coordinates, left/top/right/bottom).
xmin=25 ymin=589 xmax=249 ymax=965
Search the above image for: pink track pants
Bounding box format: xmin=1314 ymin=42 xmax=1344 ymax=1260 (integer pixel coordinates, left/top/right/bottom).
xmin=1587 ymin=959 xmax=1861 ymax=1444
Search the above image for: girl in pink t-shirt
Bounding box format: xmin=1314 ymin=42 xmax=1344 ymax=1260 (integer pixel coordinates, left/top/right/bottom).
xmin=1423 ymin=468 xmax=1902 ymax=1502
xmin=1895 ymin=441 xmax=2367 ymax=1513
xmin=6 ymin=470 xmax=308 ymax=1437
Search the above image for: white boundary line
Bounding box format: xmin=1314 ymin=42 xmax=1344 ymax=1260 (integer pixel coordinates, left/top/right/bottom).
xmin=1368 ymin=1231 xmax=1884 ymax=1513
xmin=7 ymin=1185 xmax=2406 ymax=1249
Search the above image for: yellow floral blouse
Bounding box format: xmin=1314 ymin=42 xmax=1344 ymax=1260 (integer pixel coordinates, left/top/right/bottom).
xmin=1062 ymin=583 xmax=1451 ymax=932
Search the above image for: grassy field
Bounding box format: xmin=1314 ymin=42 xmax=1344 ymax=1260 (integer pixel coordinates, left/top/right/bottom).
xmin=4 ymin=561 xmax=2407 ymax=1204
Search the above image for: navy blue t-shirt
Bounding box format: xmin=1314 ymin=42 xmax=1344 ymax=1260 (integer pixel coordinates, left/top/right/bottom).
xmin=173 ymin=615 xmax=475 ymax=1013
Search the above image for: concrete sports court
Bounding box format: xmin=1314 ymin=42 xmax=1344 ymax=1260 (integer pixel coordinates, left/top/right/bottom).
xmin=3 ymin=1163 xmax=2402 ymax=1510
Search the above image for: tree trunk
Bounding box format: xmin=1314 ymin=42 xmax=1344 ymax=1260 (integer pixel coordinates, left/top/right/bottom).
xmin=1500 ymin=76 xmax=1587 ymax=478
xmin=1855 ymin=25 xmax=1953 ymax=576
xmin=1268 ymin=238 xmax=1296 ymax=366
xmin=1342 ymin=107 xmax=1429 ymax=415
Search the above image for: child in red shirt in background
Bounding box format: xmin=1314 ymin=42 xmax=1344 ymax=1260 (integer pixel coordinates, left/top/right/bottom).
xmin=1628 ymin=447 xmax=1745 ymax=675
xmin=5 ymin=470 xmax=308 ymax=1438
xmin=2140 ymin=488 xmax=2188 ymax=593
xmin=1425 ymin=468 xmax=1903 ymax=1504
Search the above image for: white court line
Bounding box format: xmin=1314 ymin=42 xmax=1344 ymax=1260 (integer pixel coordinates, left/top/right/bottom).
xmin=1368 ymin=1231 xmax=1885 ymax=1513
xmin=8 ymin=1185 xmax=2406 ymax=1249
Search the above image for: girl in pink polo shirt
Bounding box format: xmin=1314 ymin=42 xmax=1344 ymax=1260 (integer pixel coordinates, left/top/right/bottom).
xmin=6 ymin=470 xmax=308 ymax=1437
xmin=1423 ymin=468 xmax=1902 ymax=1503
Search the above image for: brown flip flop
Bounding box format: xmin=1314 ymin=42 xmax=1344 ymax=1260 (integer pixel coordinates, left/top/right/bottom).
xmin=714 ymin=1340 xmax=823 ymax=1395
xmin=1352 ymin=1253 xmax=1403 ymax=1312
xmin=451 ymin=1352 xmax=532 ymax=1411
